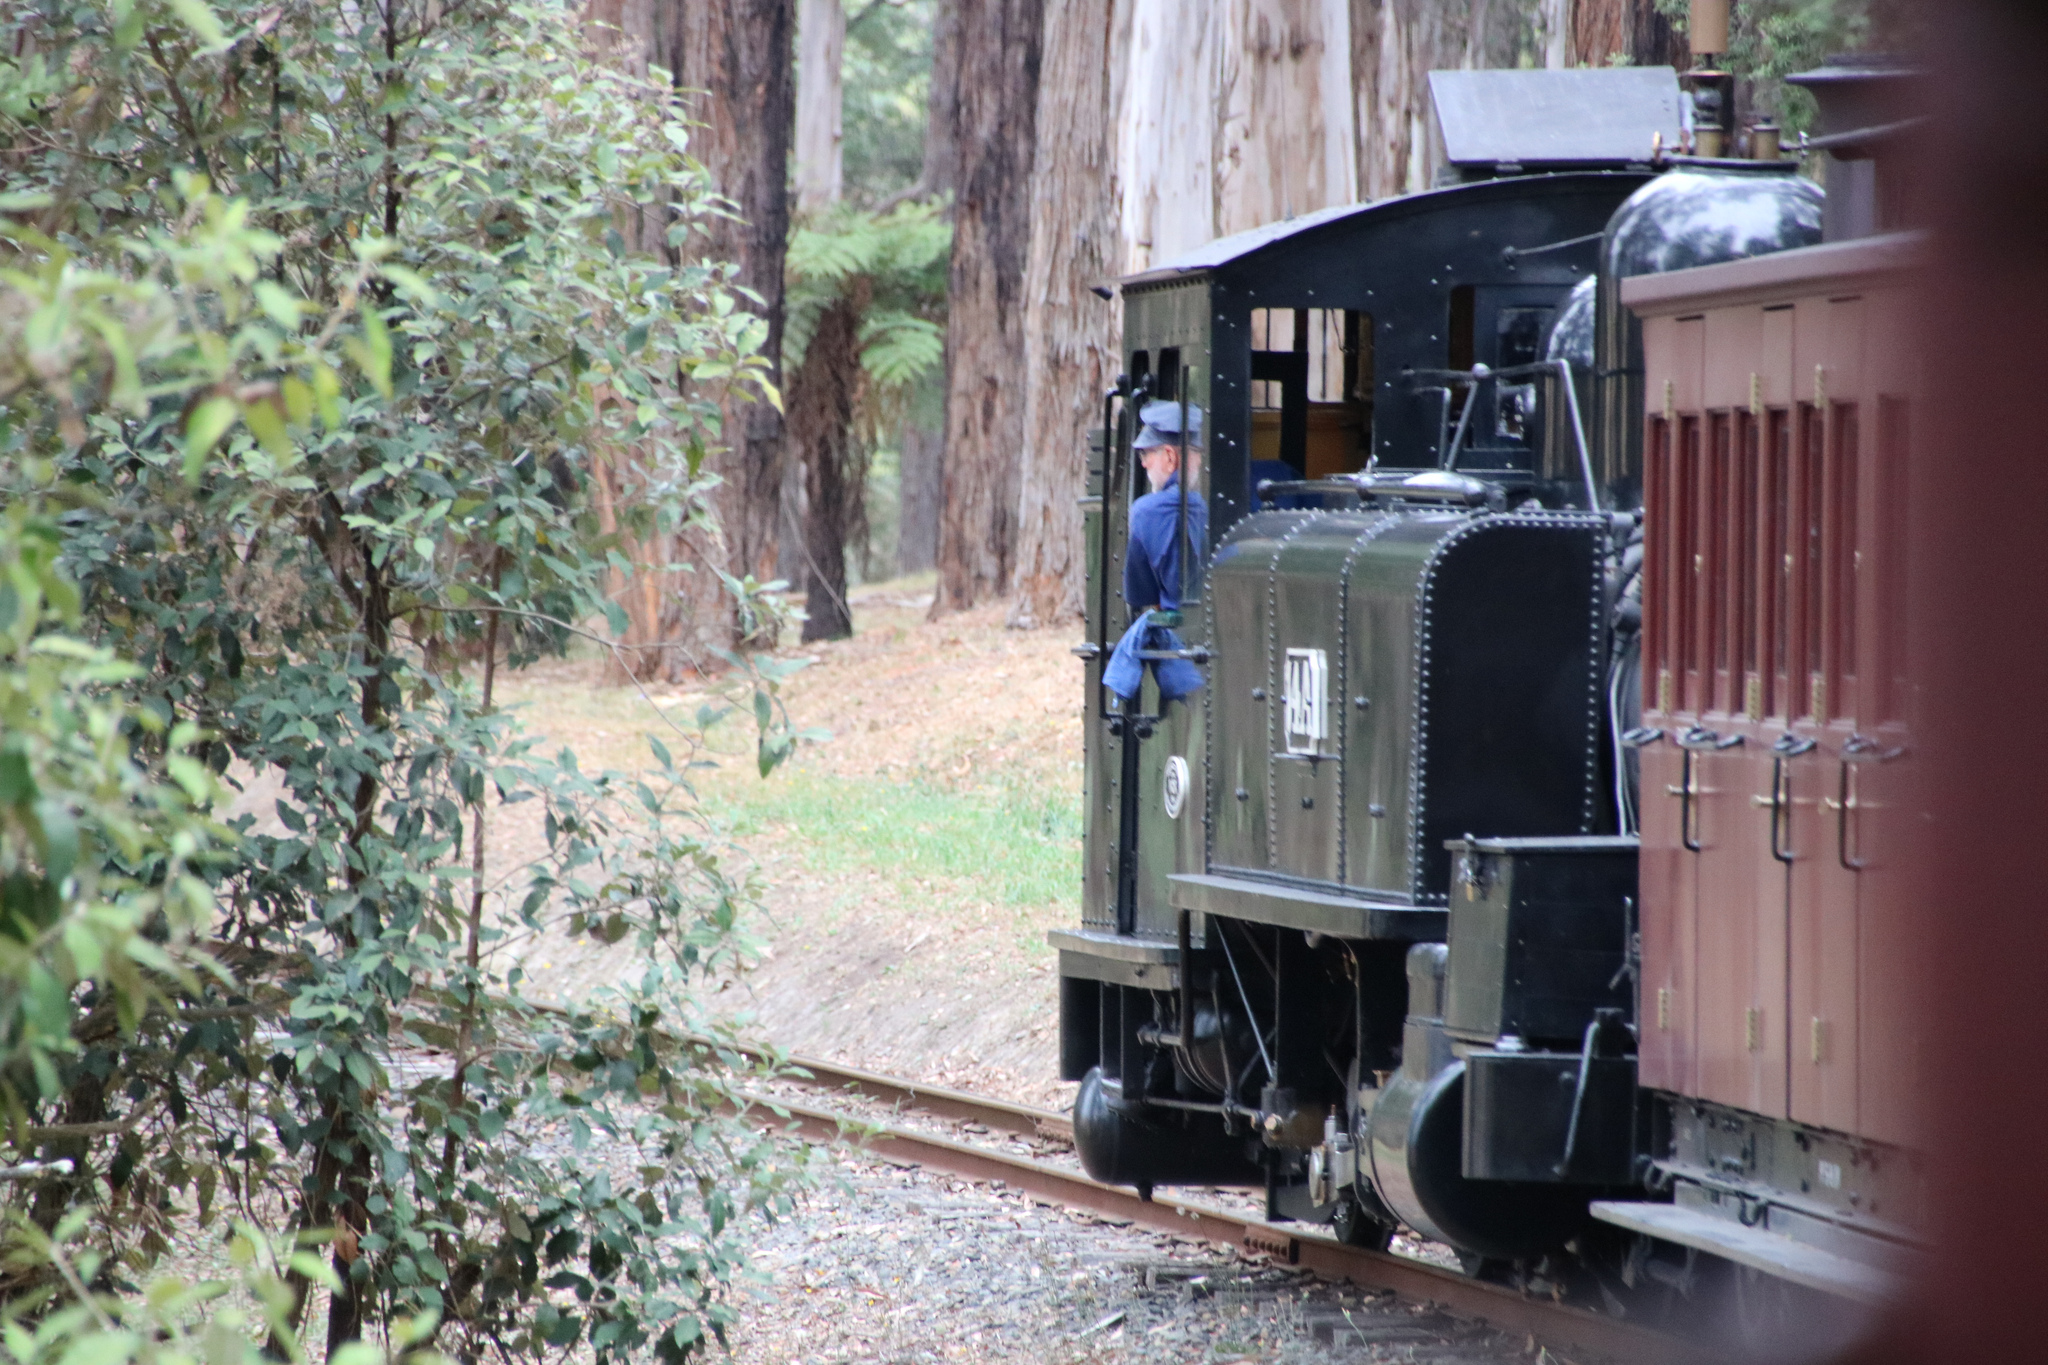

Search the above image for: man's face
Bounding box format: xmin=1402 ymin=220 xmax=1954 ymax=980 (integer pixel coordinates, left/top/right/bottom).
xmin=1141 ymin=443 xmax=1200 ymax=492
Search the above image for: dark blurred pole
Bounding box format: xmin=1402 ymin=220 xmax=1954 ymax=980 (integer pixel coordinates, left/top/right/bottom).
xmin=1852 ymin=4 xmax=2048 ymax=1360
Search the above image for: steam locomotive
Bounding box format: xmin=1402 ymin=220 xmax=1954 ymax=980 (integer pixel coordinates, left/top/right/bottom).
xmin=1056 ymin=55 xmax=1925 ymax=1327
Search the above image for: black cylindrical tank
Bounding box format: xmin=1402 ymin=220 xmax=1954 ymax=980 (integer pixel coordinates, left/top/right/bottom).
xmin=1072 ymin=1067 xmax=1264 ymax=1188
xmin=1366 ymin=1059 xmax=1598 ymax=1261
xmin=1591 ymin=171 xmax=1823 ymax=510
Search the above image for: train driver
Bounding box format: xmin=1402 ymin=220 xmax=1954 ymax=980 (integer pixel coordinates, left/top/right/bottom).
xmin=1125 ymin=400 xmax=1208 ymax=614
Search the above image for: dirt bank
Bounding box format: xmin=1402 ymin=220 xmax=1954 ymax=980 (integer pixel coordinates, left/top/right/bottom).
xmin=490 ymin=579 xmax=1087 ymax=1108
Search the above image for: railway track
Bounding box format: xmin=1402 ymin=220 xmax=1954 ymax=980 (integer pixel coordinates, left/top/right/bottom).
xmin=720 ymin=1045 xmax=1722 ymax=1365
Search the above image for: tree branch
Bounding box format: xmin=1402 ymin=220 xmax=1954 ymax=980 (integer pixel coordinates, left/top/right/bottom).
xmin=145 ymin=29 xmax=217 ymax=184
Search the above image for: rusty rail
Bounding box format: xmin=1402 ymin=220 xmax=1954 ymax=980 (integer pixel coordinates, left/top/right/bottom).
xmin=734 ymin=1082 xmax=1725 ymax=1365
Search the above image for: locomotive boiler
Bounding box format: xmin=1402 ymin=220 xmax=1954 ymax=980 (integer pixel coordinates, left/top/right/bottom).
xmin=1055 ymin=49 xmax=1928 ymax=1324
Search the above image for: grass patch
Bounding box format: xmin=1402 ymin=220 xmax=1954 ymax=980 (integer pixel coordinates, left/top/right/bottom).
xmin=700 ymin=768 xmax=1082 ymax=914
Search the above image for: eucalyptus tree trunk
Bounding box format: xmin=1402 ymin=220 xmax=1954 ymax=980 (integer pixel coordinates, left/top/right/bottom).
xmin=576 ymin=0 xmax=796 ymax=674
xmin=1571 ymin=0 xmax=1687 ymax=67
xmin=1121 ymin=1 xmax=1368 ymax=268
xmin=1214 ymin=0 xmax=1358 ymax=236
xmin=661 ymin=0 xmax=798 ymax=596
xmin=1541 ymin=0 xmax=1572 ymax=67
xmin=794 ymin=0 xmax=846 ymax=214
xmin=787 ymin=289 xmax=868 ymax=641
xmin=931 ymin=0 xmax=1045 ymax=613
xmin=1117 ymin=0 xmax=1219 ymax=273
xmin=919 ymin=0 xmax=964 ymax=200
xmin=1008 ymin=0 xmax=1130 ymax=628
xmin=896 ymin=419 xmax=943 ymax=574
xmin=581 ymin=0 xmax=696 ymax=677
xmin=1352 ymin=0 xmax=1540 ymax=202
xmin=790 ymin=0 xmax=864 ymax=639
xmin=891 ymin=1 xmax=958 ymax=580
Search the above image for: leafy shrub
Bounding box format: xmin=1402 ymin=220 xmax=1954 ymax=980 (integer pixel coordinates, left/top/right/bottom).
xmin=1 ymin=1 xmax=812 ymax=1358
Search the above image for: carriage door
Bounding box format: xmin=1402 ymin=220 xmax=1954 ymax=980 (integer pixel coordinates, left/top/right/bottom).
xmin=1786 ymin=299 xmax=1869 ymax=1136
xmin=1637 ymin=318 xmax=1703 ymax=1100
xmin=1685 ymin=308 xmax=1790 ymax=1121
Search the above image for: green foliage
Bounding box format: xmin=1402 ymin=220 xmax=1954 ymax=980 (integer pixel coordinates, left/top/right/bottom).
xmin=1651 ymin=0 xmax=1924 ymax=132
xmin=1 ymin=494 xmax=225 ymax=1115
xmin=1 ymin=0 xmax=811 ymax=1358
xmin=782 ymin=201 xmax=948 ymax=588
xmin=841 ymin=0 xmax=937 ymax=206
xmin=785 ymin=201 xmax=949 ymax=437
xmin=1 ymin=1215 xmax=435 ymax=1365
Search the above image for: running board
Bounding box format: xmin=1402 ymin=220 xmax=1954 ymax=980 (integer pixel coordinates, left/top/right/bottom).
xmin=1168 ymin=873 xmax=1447 ymax=941
xmin=1589 ymin=1200 xmax=1904 ymax=1304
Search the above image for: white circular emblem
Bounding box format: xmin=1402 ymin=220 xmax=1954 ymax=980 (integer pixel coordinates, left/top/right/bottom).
xmin=1163 ymin=756 xmax=1191 ymax=820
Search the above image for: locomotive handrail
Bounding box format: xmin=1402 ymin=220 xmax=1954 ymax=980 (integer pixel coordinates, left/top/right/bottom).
xmin=1554 ymin=1008 xmax=1630 ymax=1178
xmin=1174 ymin=367 xmax=1196 ymax=617
xmin=1254 ymin=470 xmax=1503 ymax=507
xmin=1798 ymin=114 xmax=1930 ymax=154
xmin=1404 ymin=360 xmax=1602 ymax=510
xmin=1500 ymin=229 xmax=1607 ymax=266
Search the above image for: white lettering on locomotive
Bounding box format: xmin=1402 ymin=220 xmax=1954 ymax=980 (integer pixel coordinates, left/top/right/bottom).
xmin=1283 ymin=647 xmax=1329 ymax=755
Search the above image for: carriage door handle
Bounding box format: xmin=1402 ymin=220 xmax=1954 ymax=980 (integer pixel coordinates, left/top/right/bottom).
xmin=1669 ymin=727 xmax=1739 ymax=852
xmin=1757 ymin=733 xmax=1817 ymax=864
xmin=1664 ymin=750 xmax=1703 ymax=852
xmin=1829 ymin=734 xmax=1904 ymax=871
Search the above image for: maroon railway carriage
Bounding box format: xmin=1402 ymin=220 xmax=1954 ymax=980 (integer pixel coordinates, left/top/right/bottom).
xmin=1606 ymin=225 xmax=1929 ymax=1302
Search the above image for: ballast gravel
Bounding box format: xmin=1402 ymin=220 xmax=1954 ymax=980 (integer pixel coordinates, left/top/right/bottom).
xmin=722 ymin=1147 xmax=1546 ymax=1365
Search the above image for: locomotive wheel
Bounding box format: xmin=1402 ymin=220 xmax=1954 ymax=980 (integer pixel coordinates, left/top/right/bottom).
xmin=1456 ymin=1250 xmax=1517 ymax=1285
xmin=1331 ymin=1196 xmax=1395 ymax=1251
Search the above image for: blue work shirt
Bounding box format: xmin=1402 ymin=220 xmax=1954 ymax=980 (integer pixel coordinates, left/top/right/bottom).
xmin=1124 ymin=475 xmax=1208 ymax=612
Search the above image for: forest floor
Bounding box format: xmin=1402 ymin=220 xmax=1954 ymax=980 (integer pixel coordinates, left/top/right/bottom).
xmin=491 ymin=573 xmax=1085 ymax=1109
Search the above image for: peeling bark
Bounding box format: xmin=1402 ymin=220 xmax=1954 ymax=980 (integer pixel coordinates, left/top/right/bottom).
xmin=795 ymin=0 xmax=846 ymax=213
xmin=931 ymin=0 xmax=1045 ymax=614
xmin=1214 ymin=0 xmax=1358 ymax=236
xmin=1009 ymin=0 xmax=1127 ymax=628
xmin=1351 ymin=2 xmax=1539 ymax=202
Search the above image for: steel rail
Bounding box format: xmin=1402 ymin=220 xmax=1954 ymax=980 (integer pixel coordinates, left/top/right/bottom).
xmin=682 ymin=1035 xmax=1072 ymax=1143
xmin=732 ymin=1084 xmax=1727 ymax=1365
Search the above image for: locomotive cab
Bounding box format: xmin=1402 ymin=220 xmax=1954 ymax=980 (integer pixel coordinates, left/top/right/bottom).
xmin=1058 ymin=67 xmax=1680 ymax=1243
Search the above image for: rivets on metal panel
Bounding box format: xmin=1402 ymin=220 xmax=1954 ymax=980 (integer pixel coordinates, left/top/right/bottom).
xmin=1301 ymin=796 xmax=1314 ymax=810
xmin=1236 ymin=787 xmax=1250 ymax=802
xmin=1353 ymin=696 xmax=1370 ymax=711
xmin=1252 ymin=687 xmax=1266 ymax=701
xmin=1369 ymin=804 xmax=1386 ymax=818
